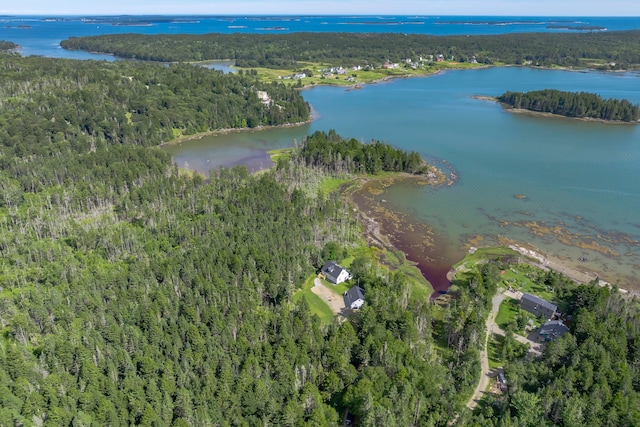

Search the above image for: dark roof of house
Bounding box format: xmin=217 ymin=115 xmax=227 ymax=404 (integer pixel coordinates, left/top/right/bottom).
xmin=521 ymin=293 xmax=557 ymax=312
xmin=344 ymin=286 xmax=365 ymax=308
xmin=322 ymin=261 xmax=346 ymax=280
xmin=539 ymin=320 xmax=569 ymax=339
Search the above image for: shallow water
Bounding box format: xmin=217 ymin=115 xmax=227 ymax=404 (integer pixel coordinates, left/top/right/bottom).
xmin=170 ymin=67 xmax=640 ymax=289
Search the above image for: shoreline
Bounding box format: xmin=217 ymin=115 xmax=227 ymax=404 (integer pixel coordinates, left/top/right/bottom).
xmin=347 ymin=173 xmax=634 ymax=298
xmin=505 ymin=243 xmax=618 ymax=289
xmin=472 ymin=95 xmax=640 ymax=125
xmin=158 ymin=118 xmax=312 ymax=147
xmin=160 ymin=64 xmax=637 ymax=295
xmin=503 ymin=107 xmax=640 ymax=125
xmin=346 ymin=171 xmax=456 ymax=297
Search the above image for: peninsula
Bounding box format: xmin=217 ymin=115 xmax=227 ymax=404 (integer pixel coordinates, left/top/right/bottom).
xmin=59 ymin=30 xmax=640 ymax=88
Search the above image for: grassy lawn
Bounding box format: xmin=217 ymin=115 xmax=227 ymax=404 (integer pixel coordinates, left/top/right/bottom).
xmin=452 ymin=246 xmax=519 ymax=270
xmin=495 ymin=299 xmax=519 ymax=330
xmin=267 ymin=147 xmax=293 ymax=163
xmin=515 ymin=279 xmax=554 ymax=302
xmin=488 ymin=335 xmax=504 ymax=369
xmin=320 ymin=277 xmax=350 ymax=295
xmin=292 ymin=274 xmax=335 ymax=324
xmin=453 ymin=246 xmax=555 ymax=301
xmin=177 ymin=167 xmax=198 ymax=178
xmin=298 ymin=290 xmax=335 ymax=324
xmin=318 ymin=177 xmax=351 ymax=196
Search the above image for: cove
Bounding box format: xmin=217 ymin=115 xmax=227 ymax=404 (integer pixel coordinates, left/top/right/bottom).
xmin=167 ymin=67 xmax=640 ymax=291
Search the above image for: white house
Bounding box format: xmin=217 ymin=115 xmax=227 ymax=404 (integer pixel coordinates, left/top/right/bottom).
xmin=344 ymin=286 xmax=365 ymax=310
xmin=321 ymin=261 xmax=352 ymax=284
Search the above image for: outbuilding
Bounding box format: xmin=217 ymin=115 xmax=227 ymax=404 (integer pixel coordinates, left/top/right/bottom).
xmin=344 ymin=286 xmax=365 ymax=310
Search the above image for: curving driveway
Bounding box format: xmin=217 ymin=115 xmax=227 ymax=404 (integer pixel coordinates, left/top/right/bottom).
xmin=466 ymin=293 xmax=505 ymax=410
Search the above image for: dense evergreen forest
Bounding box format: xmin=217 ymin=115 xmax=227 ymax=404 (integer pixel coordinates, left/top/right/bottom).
xmin=298 ymin=130 xmax=429 ymax=175
xmin=60 ymin=31 xmax=640 ymax=69
xmin=498 ymin=89 xmax=640 ymax=122
xmin=466 ymin=276 xmax=640 ymax=426
xmin=0 ymin=53 xmax=309 ymax=163
xmin=0 ymin=52 xmax=494 ymax=425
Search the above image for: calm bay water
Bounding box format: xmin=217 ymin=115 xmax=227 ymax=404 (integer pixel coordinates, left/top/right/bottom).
xmin=4 ymin=16 xmax=640 ymax=288
xmin=168 ymin=67 xmax=640 ymax=288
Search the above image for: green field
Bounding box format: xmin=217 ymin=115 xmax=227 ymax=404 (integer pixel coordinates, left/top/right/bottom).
xmin=267 ymin=147 xmax=293 ymax=163
xmin=488 ymin=335 xmax=504 ymax=369
xmin=292 ymin=275 xmax=335 ymax=324
xmin=495 ymin=298 xmax=519 ymax=330
xmin=452 ymin=246 xmax=519 ymax=270
xmin=318 ymin=177 xmax=351 ymax=196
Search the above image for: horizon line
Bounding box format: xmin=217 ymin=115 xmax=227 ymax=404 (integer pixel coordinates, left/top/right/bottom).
xmin=2 ymin=14 xmax=639 ymax=18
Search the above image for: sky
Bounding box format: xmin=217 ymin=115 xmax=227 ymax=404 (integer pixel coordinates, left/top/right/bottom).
xmin=2 ymin=0 xmax=639 ymax=17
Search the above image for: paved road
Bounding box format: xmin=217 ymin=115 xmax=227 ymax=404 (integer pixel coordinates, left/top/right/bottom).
xmin=466 ymin=293 xmax=505 ymax=410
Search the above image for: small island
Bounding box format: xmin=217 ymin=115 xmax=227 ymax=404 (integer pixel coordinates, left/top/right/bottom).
xmin=497 ymin=89 xmax=640 ymax=123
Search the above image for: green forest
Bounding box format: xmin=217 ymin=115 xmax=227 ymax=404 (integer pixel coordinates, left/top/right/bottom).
xmin=297 ymin=130 xmax=429 ymax=175
xmin=0 ymin=53 xmax=309 ymax=163
xmin=498 ymin=89 xmax=640 ymax=122
xmin=59 ymin=31 xmax=640 ymax=69
xmin=2 ymin=41 xmax=640 ymax=426
xmin=0 ymin=51 xmax=491 ymax=425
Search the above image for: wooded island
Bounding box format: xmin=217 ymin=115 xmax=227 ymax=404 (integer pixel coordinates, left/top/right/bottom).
xmin=498 ymin=89 xmax=640 ymax=122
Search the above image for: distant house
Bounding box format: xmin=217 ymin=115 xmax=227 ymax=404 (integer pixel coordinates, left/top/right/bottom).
xmin=344 ymin=286 xmax=365 ymax=310
xmin=321 ymin=261 xmax=352 ymax=284
xmin=520 ymin=293 xmax=557 ymax=320
xmin=538 ymin=320 xmax=569 ymax=341
xmin=256 ymin=91 xmax=272 ymax=105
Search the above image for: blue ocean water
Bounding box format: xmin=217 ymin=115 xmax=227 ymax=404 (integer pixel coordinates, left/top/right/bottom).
xmin=1 ymin=15 xmax=640 ymax=59
xmin=167 ymin=67 xmax=640 ymax=289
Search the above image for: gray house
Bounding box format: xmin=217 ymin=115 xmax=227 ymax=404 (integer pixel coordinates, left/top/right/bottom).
xmin=520 ymin=293 xmax=557 ymax=320
xmin=538 ymin=320 xmax=569 ymax=341
xmin=321 ymin=261 xmax=352 ymax=285
xmin=344 ymin=286 xmax=365 ymax=310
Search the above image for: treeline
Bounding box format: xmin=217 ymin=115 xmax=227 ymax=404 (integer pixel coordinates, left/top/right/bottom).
xmin=466 ymin=276 xmax=640 ymax=426
xmin=0 ymin=53 xmax=484 ymax=425
xmin=296 ymin=129 xmax=429 ymax=175
xmin=0 ymin=54 xmax=309 ymax=163
xmin=59 ymin=31 xmax=640 ymax=69
xmin=0 ymin=41 xmax=18 ymax=51
xmin=498 ymin=89 xmax=640 ymax=122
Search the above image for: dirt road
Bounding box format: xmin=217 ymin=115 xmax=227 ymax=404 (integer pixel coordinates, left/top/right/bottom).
xmin=312 ymin=278 xmax=345 ymax=315
xmin=466 ymin=293 xmax=505 ymax=410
